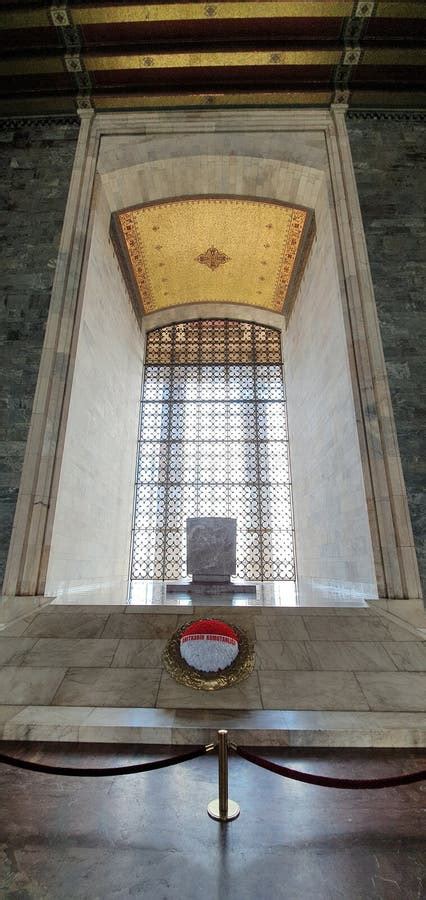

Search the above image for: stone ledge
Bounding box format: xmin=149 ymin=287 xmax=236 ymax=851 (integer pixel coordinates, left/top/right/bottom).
xmin=0 ymin=596 xmax=52 ymax=630
xmin=0 ymin=706 xmax=424 ymax=748
xmin=368 ymin=599 xmax=426 ymax=639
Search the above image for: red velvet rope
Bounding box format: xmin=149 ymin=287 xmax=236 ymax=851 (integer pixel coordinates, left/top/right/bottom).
xmin=0 ymin=745 xmax=210 ymax=777
xmin=233 ymin=746 xmax=426 ymax=789
xmin=2 ymin=742 xmax=424 ymax=790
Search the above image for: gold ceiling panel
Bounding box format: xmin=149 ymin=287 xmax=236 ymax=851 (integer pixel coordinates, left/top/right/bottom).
xmin=362 ymin=47 xmax=426 ymax=65
xmin=111 ymin=197 xmax=314 ymax=317
xmin=0 ymin=9 xmax=50 ymax=28
xmin=376 ymin=2 xmax=426 ymax=17
xmin=73 ymin=3 xmax=353 ymax=25
xmin=85 ymin=49 xmax=339 ymax=70
xmin=1 ymin=2 xmax=421 ymax=29
xmin=0 ymin=57 xmax=64 ymax=76
xmin=2 ymin=44 xmax=422 ymax=77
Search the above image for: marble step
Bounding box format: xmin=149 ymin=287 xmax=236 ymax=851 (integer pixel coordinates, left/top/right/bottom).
xmin=0 ymin=706 xmax=425 ymax=747
xmin=0 ymin=602 xmax=424 ymax=740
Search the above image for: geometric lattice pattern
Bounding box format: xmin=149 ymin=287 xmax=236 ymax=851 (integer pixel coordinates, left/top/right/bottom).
xmin=131 ymin=320 xmax=295 ymax=583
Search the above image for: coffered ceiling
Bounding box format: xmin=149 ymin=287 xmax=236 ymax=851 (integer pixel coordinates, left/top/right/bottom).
xmin=0 ymin=2 xmax=425 ymax=116
xmin=110 ymin=196 xmax=314 ymax=318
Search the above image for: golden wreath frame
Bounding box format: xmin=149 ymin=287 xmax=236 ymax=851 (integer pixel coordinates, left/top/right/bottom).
xmin=162 ymin=618 xmax=255 ymax=691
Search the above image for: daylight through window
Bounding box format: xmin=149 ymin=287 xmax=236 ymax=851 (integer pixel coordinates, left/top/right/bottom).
xmin=130 ymin=320 xmax=295 ymax=584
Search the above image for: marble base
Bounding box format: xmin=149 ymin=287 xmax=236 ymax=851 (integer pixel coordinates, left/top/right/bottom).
xmin=192 ymin=575 xmax=231 ymax=583
xmin=0 ymin=601 xmax=424 ymax=746
xmin=0 ymin=706 xmax=424 ymax=747
xmin=166 ymin=581 xmax=256 ymax=595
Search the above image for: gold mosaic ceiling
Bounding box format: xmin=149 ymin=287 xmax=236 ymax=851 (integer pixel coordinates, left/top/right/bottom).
xmin=111 ymin=197 xmax=314 ymax=317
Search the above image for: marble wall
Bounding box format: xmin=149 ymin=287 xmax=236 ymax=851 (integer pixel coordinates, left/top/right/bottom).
xmin=283 ymin=179 xmax=377 ymax=602
xmin=99 ymin=139 xmax=377 ymax=600
xmin=347 ymin=115 xmax=425 ymax=594
xmin=0 ymin=120 xmax=78 ymax=585
xmin=44 ymin=178 xmax=143 ymax=602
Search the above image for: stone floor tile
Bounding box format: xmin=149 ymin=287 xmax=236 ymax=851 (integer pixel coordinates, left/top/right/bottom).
xmin=48 ymin=604 xmax=126 ymax=615
xmin=356 ymin=672 xmax=426 ymax=711
xmin=0 ymin=667 xmax=67 ymax=705
xmin=384 ymin=622 xmax=424 ymax=642
xmin=156 ymin=671 xmax=262 ymax=709
xmin=0 ymin=615 xmax=38 ymax=636
xmin=382 ymin=642 xmax=426 ymax=671
xmin=259 ymin=670 xmax=370 ymax=710
xmin=112 ymin=639 xmax=167 ymax=668
xmin=0 ymin=740 xmax=425 ymax=898
xmin=0 ymin=706 xmax=26 ymax=725
xmin=255 ymin=618 xmax=309 ymax=641
xmin=254 ymin=640 xmax=312 ymax=670
xmin=102 ymin=614 xmax=178 ymax=639
xmin=0 ymin=638 xmax=37 ymax=666
xmin=19 ymin=639 xmax=119 ymax=668
xmin=23 ymin=612 xmax=109 ymax=639
xmin=52 ymin=667 xmax=161 ymax=707
xmin=305 ymin=641 xmax=397 ymax=672
xmin=303 ymin=616 xmax=393 ymax=642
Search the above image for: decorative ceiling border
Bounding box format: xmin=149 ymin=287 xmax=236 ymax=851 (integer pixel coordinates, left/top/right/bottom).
xmin=0 ymin=108 xmax=424 ymax=132
xmin=0 ymin=115 xmax=80 ymax=130
xmin=347 ymin=108 xmax=426 ymax=121
xmin=110 ymin=195 xmax=316 ymax=321
xmin=332 ymin=0 xmax=377 ymax=106
xmin=49 ymin=2 xmax=92 ymax=104
xmin=1 ymin=94 xmax=424 ymax=118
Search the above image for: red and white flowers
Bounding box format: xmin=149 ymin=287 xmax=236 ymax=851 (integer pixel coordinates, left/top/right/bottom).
xmin=180 ymin=619 xmax=239 ymax=673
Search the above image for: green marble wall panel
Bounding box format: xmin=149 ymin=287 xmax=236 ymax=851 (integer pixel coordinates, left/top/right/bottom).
xmin=0 ymin=120 xmax=78 ymax=585
xmin=347 ymin=116 xmax=426 ymax=594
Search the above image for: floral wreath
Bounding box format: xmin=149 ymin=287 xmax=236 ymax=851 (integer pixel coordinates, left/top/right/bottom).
xmin=162 ymin=617 xmax=255 ymax=691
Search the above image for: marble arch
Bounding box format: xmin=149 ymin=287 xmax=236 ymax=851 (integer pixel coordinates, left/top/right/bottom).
xmin=3 ymin=109 xmax=421 ymax=604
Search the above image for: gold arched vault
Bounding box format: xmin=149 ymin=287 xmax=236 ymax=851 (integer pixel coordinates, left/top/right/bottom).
xmin=110 ymin=195 xmax=315 ymax=320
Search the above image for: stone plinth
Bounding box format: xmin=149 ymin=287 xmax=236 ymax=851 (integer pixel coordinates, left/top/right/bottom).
xmin=0 ymin=601 xmax=425 ymax=745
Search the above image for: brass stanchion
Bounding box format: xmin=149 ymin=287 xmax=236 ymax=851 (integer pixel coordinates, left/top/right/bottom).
xmin=207 ymin=729 xmax=240 ymax=822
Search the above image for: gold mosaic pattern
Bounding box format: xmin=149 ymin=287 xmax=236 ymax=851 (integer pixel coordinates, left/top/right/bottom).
xmin=162 ymin=619 xmax=255 ymax=691
xmin=2 ymin=45 xmax=422 ymax=76
xmin=116 ymin=197 xmax=308 ymax=314
xmin=196 ymin=246 xmax=230 ymax=270
xmin=0 ymin=2 xmax=419 ymax=30
xmin=84 ymin=49 xmax=341 ymax=70
xmin=73 ymin=3 xmax=354 ymax=25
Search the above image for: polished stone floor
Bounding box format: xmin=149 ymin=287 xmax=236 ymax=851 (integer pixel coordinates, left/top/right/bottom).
xmin=0 ymin=742 xmax=425 ymax=900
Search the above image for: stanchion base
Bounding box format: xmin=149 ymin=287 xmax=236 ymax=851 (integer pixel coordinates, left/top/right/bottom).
xmin=207 ymin=799 xmax=240 ymax=821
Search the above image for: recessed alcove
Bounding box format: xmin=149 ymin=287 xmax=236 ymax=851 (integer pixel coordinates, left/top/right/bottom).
xmin=45 ymin=139 xmax=375 ymax=603
xmin=4 ymin=109 xmax=420 ymax=606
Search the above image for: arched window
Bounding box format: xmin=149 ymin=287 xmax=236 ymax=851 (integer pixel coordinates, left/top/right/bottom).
xmin=130 ymin=320 xmax=295 ymax=587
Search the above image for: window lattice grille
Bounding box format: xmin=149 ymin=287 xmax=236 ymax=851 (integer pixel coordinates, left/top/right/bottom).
xmin=131 ymin=320 xmax=295 ymax=582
